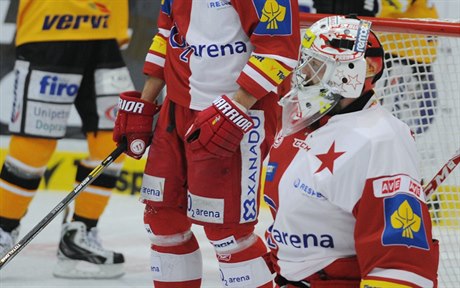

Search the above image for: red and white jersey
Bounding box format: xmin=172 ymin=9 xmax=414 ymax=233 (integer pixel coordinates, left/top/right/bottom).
xmin=144 ymin=0 xmax=300 ymax=110
xmin=264 ymin=98 xmax=439 ymax=286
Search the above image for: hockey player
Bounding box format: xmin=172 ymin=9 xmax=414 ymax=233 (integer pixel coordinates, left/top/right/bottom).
xmin=0 ymin=0 xmax=132 ymax=278
xmin=113 ymin=0 xmax=300 ymax=287
xmin=264 ymin=16 xmax=439 ymax=287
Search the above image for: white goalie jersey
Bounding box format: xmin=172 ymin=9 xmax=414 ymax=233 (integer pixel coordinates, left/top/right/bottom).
xmin=264 ymin=97 xmax=439 ymax=286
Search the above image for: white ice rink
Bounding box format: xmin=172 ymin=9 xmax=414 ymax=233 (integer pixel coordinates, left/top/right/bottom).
xmin=0 ymin=191 xmax=274 ymax=288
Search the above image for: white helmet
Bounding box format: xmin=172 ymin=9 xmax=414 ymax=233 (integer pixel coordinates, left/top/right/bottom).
xmin=279 ymin=15 xmax=384 ymax=136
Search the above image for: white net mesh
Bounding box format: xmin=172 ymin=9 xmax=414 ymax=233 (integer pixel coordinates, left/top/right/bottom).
xmin=375 ymin=28 xmax=460 ymax=288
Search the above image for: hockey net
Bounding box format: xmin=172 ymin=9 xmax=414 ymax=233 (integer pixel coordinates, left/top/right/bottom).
xmin=300 ymin=14 xmax=460 ymax=287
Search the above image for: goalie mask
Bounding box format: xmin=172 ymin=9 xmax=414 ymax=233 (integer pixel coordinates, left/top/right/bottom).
xmin=279 ymin=15 xmax=384 ymax=136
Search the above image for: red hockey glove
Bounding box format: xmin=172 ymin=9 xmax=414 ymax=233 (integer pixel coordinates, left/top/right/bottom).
xmin=113 ymin=91 xmax=160 ymax=159
xmin=185 ymin=95 xmax=254 ymax=158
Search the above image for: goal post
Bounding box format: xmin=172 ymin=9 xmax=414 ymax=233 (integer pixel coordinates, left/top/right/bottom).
xmin=300 ymin=13 xmax=460 ymax=35
xmin=300 ymin=13 xmax=460 ymax=288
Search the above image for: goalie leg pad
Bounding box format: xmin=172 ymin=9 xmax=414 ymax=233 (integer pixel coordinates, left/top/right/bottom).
xmin=144 ymin=205 xmax=202 ymax=287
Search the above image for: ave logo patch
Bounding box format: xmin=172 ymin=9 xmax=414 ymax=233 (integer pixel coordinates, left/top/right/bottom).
xmin=372 ymin=174 xmax=424 ymax=202
xmin=382 ymin=194 xmax=429 ymax=250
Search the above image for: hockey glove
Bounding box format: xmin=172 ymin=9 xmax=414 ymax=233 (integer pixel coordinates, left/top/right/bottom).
xmin=113 ymin=91 xmax=160 ymax=159
xmin=185 ymin=95 xmax=254 ymax=158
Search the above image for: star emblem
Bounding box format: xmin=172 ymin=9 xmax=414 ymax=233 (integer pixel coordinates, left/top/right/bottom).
xmin=330 ymin=81 xmax=347 ymax=94
xmin=334 ymin=69 xmax=345 ymax=79
xmin=346 ymin=74 xmax=363 ymax=90
xmin=314 ymin=141 xmax=345 ymax=174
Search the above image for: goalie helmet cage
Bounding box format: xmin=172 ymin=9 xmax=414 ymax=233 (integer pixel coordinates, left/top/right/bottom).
xmin=300 ymin=14 xmax=460 ymax=287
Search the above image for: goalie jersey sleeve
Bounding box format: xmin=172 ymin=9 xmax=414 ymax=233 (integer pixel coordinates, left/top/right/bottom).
xmin=265 ymin=102 xmax=439 ymax=286
xmin=143 ymin=0 xmax=300 ymax=110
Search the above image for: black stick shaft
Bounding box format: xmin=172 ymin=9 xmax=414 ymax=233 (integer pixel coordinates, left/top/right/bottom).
xmin=0 ymin=142 xmax=126 ymax=270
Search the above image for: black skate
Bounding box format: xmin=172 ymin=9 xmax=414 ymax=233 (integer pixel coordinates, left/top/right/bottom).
xmin=53 ymin=221 xmax=124 ymax=279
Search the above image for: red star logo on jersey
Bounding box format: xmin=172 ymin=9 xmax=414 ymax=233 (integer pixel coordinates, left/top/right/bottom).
xmin=314 ymin=141 xmax=345 ymax=174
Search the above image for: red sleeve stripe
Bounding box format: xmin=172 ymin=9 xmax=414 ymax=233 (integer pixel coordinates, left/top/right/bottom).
xmin=143 ymin=62 xmax=164 ymax=79
xmin=237 ymin=72 xmax=271 ymax=100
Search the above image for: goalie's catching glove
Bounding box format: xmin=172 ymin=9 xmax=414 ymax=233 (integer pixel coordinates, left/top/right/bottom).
xmin=185 ymin=95 xmax=254 ymax=158
xmin=113 ymin=91 xmax=160 ymax=159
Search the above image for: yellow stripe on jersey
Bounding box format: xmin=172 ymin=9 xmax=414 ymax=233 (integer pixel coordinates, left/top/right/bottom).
xmin=360 ymin=279 xmax=412 ymax=288
xmin=149 ymin=35 xmax=168 ymax=56
xmin=249 ymin=55 xmax=290 ymax=85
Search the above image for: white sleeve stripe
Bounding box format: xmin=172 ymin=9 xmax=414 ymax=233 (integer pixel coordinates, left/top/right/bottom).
xmin=158 ymin=28 xmax=170 ymax=37
xmin=251 ymin=52 xmax=299 ymax=69
xmin=145 ymin=53 xmax=166 ymax=67
xmin=0 ymin=180 xmax=36 ymax=197
xmin=368 ymin=268 xmax=433 ymax=288
xmin=242 ymin=65 xmax=276 ymax=92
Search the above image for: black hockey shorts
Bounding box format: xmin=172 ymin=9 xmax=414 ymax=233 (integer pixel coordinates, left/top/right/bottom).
xmin=9 ymin=39 xmax=134 ymax=139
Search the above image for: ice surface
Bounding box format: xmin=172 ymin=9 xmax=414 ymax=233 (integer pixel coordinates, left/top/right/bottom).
xmin=0 ymin=191 xmax=273 ymax=288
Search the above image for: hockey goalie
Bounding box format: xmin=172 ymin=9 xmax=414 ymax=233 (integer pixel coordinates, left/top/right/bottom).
xmin=264 ymin=15 xmax=439 ymax=288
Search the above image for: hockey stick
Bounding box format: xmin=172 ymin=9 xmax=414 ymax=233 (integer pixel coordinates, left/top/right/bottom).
xmin=424 ymin=149 xmax=460 ymax=198
xmin=0 ymin=141 xmax=127 ymax=270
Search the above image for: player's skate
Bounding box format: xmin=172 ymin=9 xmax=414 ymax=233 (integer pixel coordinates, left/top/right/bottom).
xmin=53 ymin=221 xmax=124 ymax=279
xmin=0 ymin=226 xmax=19 ymax=258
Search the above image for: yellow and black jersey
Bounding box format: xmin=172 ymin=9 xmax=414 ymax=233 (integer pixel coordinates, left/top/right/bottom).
xmin=16 ymin=0 xmax=129 ymax=46
xmin=378 ymin=0 xmax=438 ymax=19
xmin=378 ymin=0 xmax=438 ymax=64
